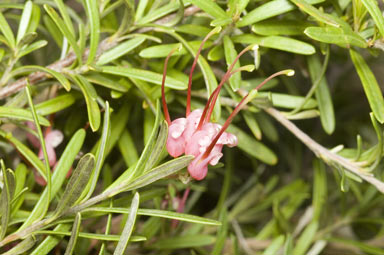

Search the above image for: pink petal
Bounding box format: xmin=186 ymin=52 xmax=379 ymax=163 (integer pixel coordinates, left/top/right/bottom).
xmin=45 ymin=130 xmax=64 ymax=148
xmin=187 ymin=153 xmax=216 ymax=180
xmin=38 ymin=143 xmax=56 ymax=167
xmin=166 ymin=136 xmax=185 ymax=158
xmin=185 ymin=130 xmax=211 ymax=157
xmin=217 ymin=132 xmax=238 ymax=147
xmin=183 ymin=109 xmax=203 ymax=141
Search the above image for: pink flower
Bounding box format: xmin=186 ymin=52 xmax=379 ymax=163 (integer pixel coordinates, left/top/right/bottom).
xmin=161 ymin=29 xmax=294 ymax=181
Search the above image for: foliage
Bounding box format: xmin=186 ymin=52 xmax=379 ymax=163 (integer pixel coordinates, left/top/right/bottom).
xmin=0 ymin=0 xmax=384 ymax=254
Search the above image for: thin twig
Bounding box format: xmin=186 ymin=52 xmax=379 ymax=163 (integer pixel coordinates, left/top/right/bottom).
xmin=264 ymin=107 xmax=384 ymax=194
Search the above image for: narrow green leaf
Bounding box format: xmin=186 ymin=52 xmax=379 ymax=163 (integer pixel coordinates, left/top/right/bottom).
xmin=290 ymin=0 xmax=340 ymax=27
xmin=0 ymin=11 xmax=15 ymax=48
xmin=18 ymin=40 xmax=47 ymax=58
xmin=144 ymin=121 xmax=167 ymax=172
xmin=81 ymin=102 xmax=111 ymax=201
xmin=224 ymin=36 xmax=241 ymax=90
xmin=328 ymin=237 xmax=384 ymax=255
xmin=113 ymin=192 xmax=140 ymax=255
xmin=25 ymin=3 xmax=41 ymax=34
xmin=139 ymin=41 xmax=212 ymax=58
xmin=101 ymin=66 xmax=186 ymax=90
xmin=153 ymin=235 xmax=216 ymax=249
xmin=304 ymin=27 xmax=367 ymax=48
xmin=350 ymin=49 xmax=384 ymax=123
xmin=16 ymin=1 xmax=33 ymax=44
xmin=307 ymin=54 xmax=335 ymax=134
xmin=226 ymin=124 xmax=277 ymax=165
xmin=2 ymin=236 xmax=35 ymax=255
xmin=243 ymin=111 xmax=262 ymax=140
xmin=35 ymin=93 xmax=77 ymax=116
xmin=84 ymin=0 xmax=100 ymax=64
xmin=30 ymin=224 xmax=71 ymax=255
xmin=11 ymin=65 xmax=71 ymax=91
xmin=0 ymin=130 xmax=46 ymax=182
xmin=136 ymin=1 xmax=183 ymax=25
xmin=252 ymin=20 xmax=309 ymax=36
xmin=0 ymin=106 xmax=50 ymax=125
xmin=44 ymin=4 xmax=82 ymax=64
xmin=85 ymin=73 xmax=130 ymax=92
xmin=360 ymin=0 xmax=384 ymax=38
xmin=263 ymin=235 xmax=285 ymax=255
xmin=135 ymin=0 xmax=148 ymax=21
xmin=189 ymin=0 xmax=228 ymax=19
xmin=53 ymin=153 xmax=95 ymax=217
xmin=293 ymin=221 xmax=319 ymax=255
xmin=0 ymin=163 xmax=15 ymax=239
xmin=64 ymin=213 xmax=81 ymax=255
xmin=73 ymin=75 xmax=101 ymax=132
xmin=84 ymin=207 xmax=221 ymax=225
xmin=118 ymin=130 xmax=139 ymax=167
xmin=258 ymin=92 xmax=318 ymax=109
xmin=175 ymin=24 xmax=211 ymax=37
xmin=19 ymin=129 xmax=85 ymax=230
xmin=34 ymin=231 xmax=146 ymax=242
xmin=312 ymin=160 xmax=327 ymax=221
xmin=97 ymin=37 xmax=146 ymax=65
xmin=232 ymin=34 xmax=315 ymax=55
xmin=53 ymin=0 xmax=75 ymax=36
xmin=212 ymin=209 xmax=228 ymax=255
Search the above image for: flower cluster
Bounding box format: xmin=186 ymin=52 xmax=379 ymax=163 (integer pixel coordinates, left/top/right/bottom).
xmin=161 ymin=28 xmax=294 ymax=181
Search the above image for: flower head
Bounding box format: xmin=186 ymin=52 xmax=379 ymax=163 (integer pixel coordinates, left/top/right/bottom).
xmin=161 ymin=29 xmax=294 ymax=181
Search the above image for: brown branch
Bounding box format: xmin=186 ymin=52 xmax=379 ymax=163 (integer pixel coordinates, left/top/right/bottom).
xmin=264 ymin=107 xmax=384 ymax=194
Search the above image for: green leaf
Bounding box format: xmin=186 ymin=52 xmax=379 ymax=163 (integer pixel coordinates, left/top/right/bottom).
xmin=35 ymin=93 xmax=77 ymax=116
xmin=227 ymin=124 xmax=277 ymax=165
xmin=0 ymin=163 xmax=15 ymax=239
xmin=25 ymin=3 xmax=41 ymax=34
xmin=101 ymin=66 xmax=187 ymax=90
xmin=11 ymin=65 xmax=71 ymax=91
xmin=84 ymin=206 xmax=221 ymax=225
xmin=0 ymin=130 xmax=46 ymax=182
xmin=307 ymin=54 xmax=335 ymax=134
xmin=175 ymin=24 xmax=211 ymax=37
xmin=18 ymin=40 xmax=47 ymax=58
xmin=223 ymin=36 xmax=241 ymax=90
xmin=263 ymin=235 xmax=285 ymax=255
xmin=113 ymin=192 xmax=140 ymax=255
xmin=64 ymin=213 xmax=81 ymax=255
xmin=84 ymin=0 xmax=100 ymax=64
xmin=0 ymin=106 xmax=50 ymax=125
xmin=258 ymin=92 xmax=318 ymax=109
xmin=252 ymin=20 xmax=309 ymax=36
xmin=293 ymin=221 xmax=319 ymax=255
xmin=53 ymin=153 xmax=95 ymax=218
xmin=118 ymin=130 xmax=139 ymax=167
xmin=97 ymin=37 xmax=146 ymax=65
xmin=304 ymin=26 xmax=367 ymax=48
xmin=350 ymin=49 xmax=384 ymax=123
xmin=0 ymin=11 xmax=15 ymax=48
xmin=81 ymin=102 xmax=111 ymax=201
xmin=53 ymin=0 xmax=75 ymax=36
xmin=44 ymin=4 xmax=82 ymax=64
xmin=361 ymin=0 xmax=384 ymax=38
xmin=327 ymin=237 xmax=384 ymax=255
xmin=312 ymin=160 xmax=327 ymax=221
xmin=139 ymin=41 xmax=212 ymax=58
xmin=30 ymin=224 xmax=71 ymax=255
xmin=152 ymin=235 xmax=216 ymax=249
xmin=232 ymin=34 xmax=315 ymax=55
xmin=85 ymin=73 xmax=131 ymax=92
xmin=136 ymin=1 xmax=183 ymax=25
xmin=16 ymin=1 xmax=33 ymax=44
xmin=72 ymin=75 xmax=101 ymax=132
xmin=34 ymin=231 xmax=146 ymax=242
xmin=144 ymin=121 xmax=167 ymax=172
xmin=19 ymin=129 xmax=85 ymax=230
xmin=189 ymin=0 xmax=228 ymax=19
xmin=2 ymin=236 xmax=35 ymax=255
xmin=290 ymin=0 xmax=340 ymax=27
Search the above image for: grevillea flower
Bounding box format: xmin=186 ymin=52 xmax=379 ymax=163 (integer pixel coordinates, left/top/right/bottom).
xmin=161 ymin=28 xmax=294 ymax=181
